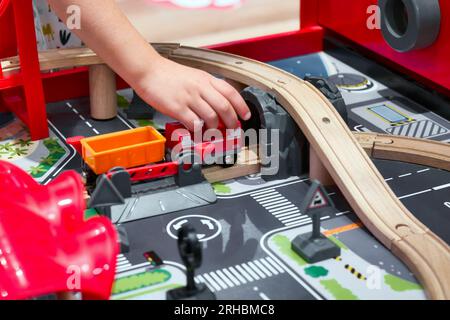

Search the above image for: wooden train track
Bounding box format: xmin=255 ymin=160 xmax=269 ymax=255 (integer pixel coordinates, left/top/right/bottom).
xmin=206 ymin=134 xmax=450 ymax=183
xmin=355 ymin=132 xmax=450 ymax=171
xmin=2 ymin=45 xmax=450 ymax=299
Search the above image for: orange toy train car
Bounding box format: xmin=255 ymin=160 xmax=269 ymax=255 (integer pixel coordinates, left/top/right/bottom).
xmin=69 ymin=126 xmax=166 ymax=175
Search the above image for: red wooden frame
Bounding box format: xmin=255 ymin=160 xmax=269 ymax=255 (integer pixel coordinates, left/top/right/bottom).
xmin=317 ymin=0 xmax=450 ymax=97
xmin=0 ymin=0 xmax=448 ymax=140
xmin=0 ymin=0 xmax=47 ymax=140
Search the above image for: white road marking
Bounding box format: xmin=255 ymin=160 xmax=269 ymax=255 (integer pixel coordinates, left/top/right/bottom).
xmin=385 ymin=178 xmax=394 ymax=182
xmin=265 ymin=257 xmax=285 ymax=274
xmin=251 ymin=189 xmax=276 ymax=197
xmin=273 ymin=208 xmax=301 ymax=217
xmin=210 ymin=271 xmax=228 ymax=290
xmin=196 ymin=258 xmax=285 ymax=292
xmin=284 ymin=216 xmax=310 ymax=225
xmin=398 ymin=173 xmax=412 ymax=178
xmin=265 ymin=200 xmax=291 ymax=210
xmin=286 ymin=218 xmax=312 ymax=227
xmin=228 ymin=266 xmax=247 ymax=284
xmin=261 ymin=199 xmax=289 ymax=208
xmin=221 ymin=268 xmax=240 ymax=286
xmin=235 ymin=265 xmax=254 ymax=282
xmin=241 ymin=263 xmax=260 ymax=280
xmin=254 ymin=260 xmax=272 ymax=277
xmin=203 ymin=273 xmax=222 ymax=291
xmin=117 ymin=113 xmax=135 ymax=129
xmin=197 ymin=275 xmax=215 ymax=292
xmin=216 ymin=269 xmax=235 ymax=288
xmin=66 ymin=102 xmax=101 ymax=135
xmin=276 ymin=210 xmax=301 ymax=218
xmin=115 ymin=262 xmax=150 ymax=274
xmin=258 ymin=195 xmax=284 ymax=203
xmin=218 ymin=178 xmax=307 ymax=199
xmin=260 ymin=258 xmax=279 ymax=275
xmin=247 ymin=261 xmax=266 ymax=279
xmin=260 ymin=293 xmax=270 ymax=300
xmin=269 ymin=204 xmax=296 ymax=214
xmin=336 ymin=211 xmax=350 ymax=216
xmin=433 ymin=183 xmax=450 ymax=191
xmin=398 ymin=189 xmax=432 ymax=199
xmin=417 ymin=168 xmax=430 ymax=173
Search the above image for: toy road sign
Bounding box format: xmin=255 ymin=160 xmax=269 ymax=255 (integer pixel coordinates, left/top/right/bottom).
xmin=309 ymin=188 xmax=329 ymax=209
xmin=299 ymin=180 xmax=335 ymax=216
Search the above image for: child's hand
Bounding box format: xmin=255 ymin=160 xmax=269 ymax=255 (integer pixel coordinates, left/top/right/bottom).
xmin=48 ymin=0 xmax=250 ymax=131
xmin=135 ymin=57 xmax=251 ymax=131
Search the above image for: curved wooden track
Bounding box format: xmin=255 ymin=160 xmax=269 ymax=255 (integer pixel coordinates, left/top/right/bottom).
xmin=2 ymin=45 xmax=450 ymax=299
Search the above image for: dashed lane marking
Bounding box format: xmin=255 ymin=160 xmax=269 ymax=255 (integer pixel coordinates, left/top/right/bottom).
xmin=66 ymin=102 xmax=100 ymax=135
xmin=433 ymin=183 xmax=450 ymax=191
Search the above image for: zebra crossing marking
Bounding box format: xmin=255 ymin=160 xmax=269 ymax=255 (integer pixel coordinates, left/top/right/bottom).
xmin=210 ymin=271 xmax=228 ymax=290
xmin=275 ymin=209 xmax=301 ymax=218
xmin=195 ymin=258 xmax=286 ymax=292
xmin=116 ymin=254 xmax=132 ymax=272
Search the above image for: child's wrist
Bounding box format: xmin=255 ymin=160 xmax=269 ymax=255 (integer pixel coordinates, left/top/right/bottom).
xmin=127 ymin=54 xmax=165 ymax=96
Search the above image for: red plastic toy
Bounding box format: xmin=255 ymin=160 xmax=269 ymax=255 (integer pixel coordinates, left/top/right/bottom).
xmin=68 ymin=121 xmax=242 ymax=185
xmin=0 ymin=0 xmax=48 ymax=140
xmin=165 ymin=121 xmax=242 ymax=165
xmin=0 ymin=160 xmax=118 ymax=300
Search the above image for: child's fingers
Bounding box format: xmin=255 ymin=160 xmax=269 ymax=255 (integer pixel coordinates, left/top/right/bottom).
xmin=176 ymin=107 xmax=201 ymax=132
xmin=190 ymin=98 xmax=219 ymax=129
xmin=210 ymin=78 xmax=251 ymax=121
xmin=201 ymin=86 xmax=239 ymax=129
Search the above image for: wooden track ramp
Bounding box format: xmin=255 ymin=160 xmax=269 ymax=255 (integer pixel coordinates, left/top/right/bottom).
xmin=2 ymin=46 xmax=450 ymax=299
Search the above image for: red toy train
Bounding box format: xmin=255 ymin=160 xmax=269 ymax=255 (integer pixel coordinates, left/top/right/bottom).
xmin=68 ymin=121 xmax=243 ymax=185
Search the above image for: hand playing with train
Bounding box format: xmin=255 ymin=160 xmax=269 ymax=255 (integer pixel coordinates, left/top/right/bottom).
xmin=47 ymin=0 xmax=251 ymax=131
xmin=134 ymin=56 xmax=251 ymax=131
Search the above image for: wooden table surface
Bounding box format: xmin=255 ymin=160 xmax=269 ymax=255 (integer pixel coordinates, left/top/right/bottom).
xmin=117 ymin=0 xmax=300 ymax=46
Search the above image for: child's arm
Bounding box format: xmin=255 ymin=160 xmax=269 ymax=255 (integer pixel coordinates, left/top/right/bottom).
xmin=47 ymin=0 xmax=251 ymax=130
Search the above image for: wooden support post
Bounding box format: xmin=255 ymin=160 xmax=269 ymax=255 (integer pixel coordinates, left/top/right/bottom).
xmin=309 ymin=146 xmax=334 ymax=186
xmin=89 ymin=64 xmax=117 ymax=120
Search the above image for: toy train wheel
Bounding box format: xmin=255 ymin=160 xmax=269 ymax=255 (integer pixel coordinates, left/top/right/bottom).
xmin=221 ymin=153 xmax=238 ymax=168
xmin=108 ymin=167 xmax=127 ymax=174
xmin=178 ymin=151 xmax=202 ymax=166
xmin=81 ymin=162 xmax=97 ymax=187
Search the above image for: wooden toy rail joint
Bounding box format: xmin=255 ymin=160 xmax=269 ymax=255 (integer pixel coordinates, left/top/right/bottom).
xmin=2 ymin=45 xmax=450 ymax=299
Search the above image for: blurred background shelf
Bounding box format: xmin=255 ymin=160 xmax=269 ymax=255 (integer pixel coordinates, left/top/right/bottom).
xmin=117 ymin=0 xmax=300 ymax=46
